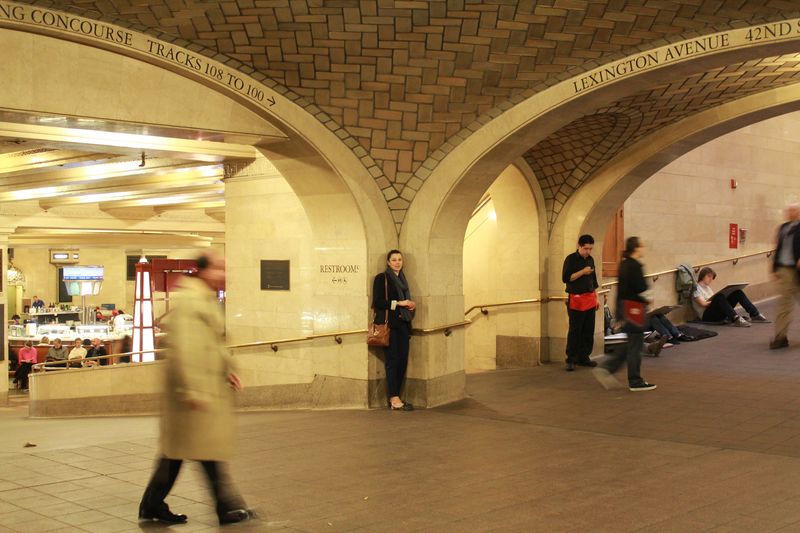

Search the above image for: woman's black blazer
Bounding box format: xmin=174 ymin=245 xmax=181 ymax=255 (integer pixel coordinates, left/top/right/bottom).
xmin=372 ymin=273 xmax=410 ymax=328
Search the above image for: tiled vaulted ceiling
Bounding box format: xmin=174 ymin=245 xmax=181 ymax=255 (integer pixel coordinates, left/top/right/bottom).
xmin=16 ymin=1 xmax=800 ymax=229
xmin=526 ymin=53 xmax=800 ymax=229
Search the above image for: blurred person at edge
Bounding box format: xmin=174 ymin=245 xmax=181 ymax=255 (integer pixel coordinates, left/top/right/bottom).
xmin=138 ymin=251 xmax=254 ymax=526
xmin=770 ymin=202 xmax=800 ymax=350
xmin=593 ymin=237 xmax=657 ymax=392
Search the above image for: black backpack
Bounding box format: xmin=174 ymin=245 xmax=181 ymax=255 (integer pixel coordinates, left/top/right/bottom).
xmin=675 ymin=263 xmax=698 ymax=305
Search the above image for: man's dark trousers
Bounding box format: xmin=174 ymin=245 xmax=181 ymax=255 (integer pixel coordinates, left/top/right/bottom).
xmin=566 ymin=307 xmax=595 ymax=364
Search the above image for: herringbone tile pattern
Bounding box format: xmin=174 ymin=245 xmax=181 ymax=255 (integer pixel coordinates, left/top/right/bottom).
xmin=18 ymin=1 xmax=800 ymax=231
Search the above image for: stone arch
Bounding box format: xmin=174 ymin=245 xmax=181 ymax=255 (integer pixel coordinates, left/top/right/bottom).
xmin=400 ymin=27 xmax=800 ymax=402
xmin=523 ymin=110 xmax=643 ymax=231
xmin=555 ymin=83 xmax=800 ymax=264
xmin=0 ymin=3 xmax=396 ymax=252
xmin=0 ymin=14 xmax=394 ymax=407
xmin=462 ymin=160 xmax=546 ymax=371
xmin=548 ymin=84 xmax=800 ymax=360
xmin=15 ymin=1 xmax=800 ymax=233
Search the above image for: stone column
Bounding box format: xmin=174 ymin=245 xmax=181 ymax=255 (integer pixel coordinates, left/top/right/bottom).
xmin=399 ymin=247 xmax=467 ymax=409
xmin=224 ymin=157 xmax=373 ymax=409
xmin=0 ymin=230 xmax=12 ymax=405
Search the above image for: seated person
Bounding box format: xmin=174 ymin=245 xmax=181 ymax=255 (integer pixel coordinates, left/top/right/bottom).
xmin=46 ymin=338 xmax=68 ymax=363
xmin=37 ymin=336 xmax=50 ymax=346
xmin=68 ymin=338 xmax=88 ymax=367
xmin=10 ymin=314 xmax=20 ymax=325
xmin=692 ymin=267 xmax=768 ymax=327
xmin=604 ymin=301 xmax=668 ymax=356
xmin=118 ymin=334 xmax=132 ymax=364
xmin=14 ymin=340 xmax=37 ymax=390
xmin=87 ymin=338 xmax=108 ymax=365
xmin=8 ymin=341 xmax=18 ymax=371
xmin=648 ymin=314 xmax=694 ymax=343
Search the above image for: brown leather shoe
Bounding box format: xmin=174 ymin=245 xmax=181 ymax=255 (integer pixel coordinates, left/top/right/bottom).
xmin=647 ymin=336 xmax=668 ymax=357
xmin=219 ymin=508 xmax=254 ymax=525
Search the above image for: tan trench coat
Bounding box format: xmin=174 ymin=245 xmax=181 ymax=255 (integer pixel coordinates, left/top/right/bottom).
xmin=159 ymin=276 xmax=236 ymax=461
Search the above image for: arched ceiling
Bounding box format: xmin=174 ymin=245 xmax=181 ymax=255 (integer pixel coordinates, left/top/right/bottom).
xmin=525 ymin=52 xmax=800 ymax=229
xmin=10 ymin=1 xmax=800 ymax=231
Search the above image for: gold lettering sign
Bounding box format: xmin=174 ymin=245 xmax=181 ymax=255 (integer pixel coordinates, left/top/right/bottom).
xmin=0 ymin=1 xmax=277 ymax=109
xmin=566 ymin=21 xmax=800 ymax=96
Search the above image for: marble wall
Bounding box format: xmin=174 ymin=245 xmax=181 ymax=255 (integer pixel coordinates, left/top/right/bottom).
xmin=28 ymin=362 xmax=162 ymax=417
xmin=622 ymin=113 xmax=800 ymax=309
xmin=224 ymin=158 xmax=371 ymax=406
xmin=463 ymin=165 xmax=542 ymax=371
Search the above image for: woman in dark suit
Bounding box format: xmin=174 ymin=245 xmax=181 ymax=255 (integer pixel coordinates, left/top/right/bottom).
xmin=372 ymin=249 xmax=416 ymax=410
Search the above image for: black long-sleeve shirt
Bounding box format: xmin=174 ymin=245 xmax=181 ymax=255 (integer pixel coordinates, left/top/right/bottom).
xmin=616 ymin=256 xmax=648 ymax=307
xmin=372 ymin=273 xmax=410 ymax=328
xmin=562 ymin=251 xmax=598 ymax=294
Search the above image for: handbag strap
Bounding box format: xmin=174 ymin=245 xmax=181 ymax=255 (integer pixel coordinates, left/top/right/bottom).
xmin=383 ymin=274 xmax=389 ymax=323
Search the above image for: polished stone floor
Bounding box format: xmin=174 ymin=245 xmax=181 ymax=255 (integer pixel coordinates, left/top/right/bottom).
xmin=3 ymin=300 xmax=800 ymax=532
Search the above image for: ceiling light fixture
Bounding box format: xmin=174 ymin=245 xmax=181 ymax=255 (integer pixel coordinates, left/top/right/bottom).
xmin=7 ymin=257 xmax=26 ymax=286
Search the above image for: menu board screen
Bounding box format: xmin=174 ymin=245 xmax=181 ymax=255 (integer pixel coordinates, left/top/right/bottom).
xmin=62 ymin=266 xmax=104 ymax=281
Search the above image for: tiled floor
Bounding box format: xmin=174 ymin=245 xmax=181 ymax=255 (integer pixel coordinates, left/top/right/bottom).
xmin=4 ymin=300 xmax=800 ymax=532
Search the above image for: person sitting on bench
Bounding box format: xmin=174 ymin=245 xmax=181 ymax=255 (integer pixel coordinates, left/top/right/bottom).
xmin=692 ymin=267 xmax=768 ymax=327
xmin=14 ymin=341 xmax=37 ymax=390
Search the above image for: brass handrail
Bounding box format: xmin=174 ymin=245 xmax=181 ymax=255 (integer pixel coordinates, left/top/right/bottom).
xmin=30 ymin=329 xmax=367 ymax=369
xmin=413 ymin=320 xmax=472 ymax=336
xmin=601 ymin=248 xmax=774 ymax=287
xmin=465 ymin=298 xmax=544 ymax=316
xmin=419 ymin=296 xmax=565 ymax=335
xmin=415 ymin=248 xmax=771 ymax=335
xmin=228 ymin=329 xmax=367 ymax=352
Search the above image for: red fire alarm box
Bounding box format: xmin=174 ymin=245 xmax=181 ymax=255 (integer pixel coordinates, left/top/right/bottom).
xmin=729 ymin=223 xmax=738 ymax=249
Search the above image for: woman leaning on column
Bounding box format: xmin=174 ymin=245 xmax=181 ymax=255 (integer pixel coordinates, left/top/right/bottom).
xmin=372 ymin=249 xmax=416 ymax=411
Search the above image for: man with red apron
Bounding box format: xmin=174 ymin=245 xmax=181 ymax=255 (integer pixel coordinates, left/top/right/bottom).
xmin=562 ymin=234 xmax=600 ymax=371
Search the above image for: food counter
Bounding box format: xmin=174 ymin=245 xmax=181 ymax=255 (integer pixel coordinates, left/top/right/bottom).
xmin=28 ymin=310 xmax=81 ymax=324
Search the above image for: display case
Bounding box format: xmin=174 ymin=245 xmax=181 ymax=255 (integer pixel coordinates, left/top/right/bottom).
xmin=8 ymin=325 xmax=25 ymax=337
xmin=76 ymin=325 xmax=109 ymax=338
xmin=29 ymin=310 xmax=82 ymax=324
xmin=37 ymin=324 xmax=72 ymax=338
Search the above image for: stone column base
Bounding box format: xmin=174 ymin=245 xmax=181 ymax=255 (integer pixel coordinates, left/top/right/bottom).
xmin=239 ymin=375 xmax=370 ymax=410
xmin=497 ymin=335 xmax=541 ymax=367
xmin=404 ymin=370 xmax=466 ymax=408
xmin=1 ymin=360 xmax=7 ymax=407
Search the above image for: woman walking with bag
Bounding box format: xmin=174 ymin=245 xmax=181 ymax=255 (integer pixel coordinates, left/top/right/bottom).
xmin=372 ymin=250 xmax=416 ymax=410
xmin=593 ymin=236 xmax=657 ymax=392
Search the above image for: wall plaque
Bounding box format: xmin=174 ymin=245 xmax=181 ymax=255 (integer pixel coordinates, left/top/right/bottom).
xmin=261 ymin=260 xmax=290 ymax=291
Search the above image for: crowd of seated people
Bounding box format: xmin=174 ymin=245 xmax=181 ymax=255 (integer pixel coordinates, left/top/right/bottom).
xmin=7 ymin=333 xmax=134 ymax=393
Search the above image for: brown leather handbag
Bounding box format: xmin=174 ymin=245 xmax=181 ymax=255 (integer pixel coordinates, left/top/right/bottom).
xmin=367 ymin=275 xmax=391 ymax=347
